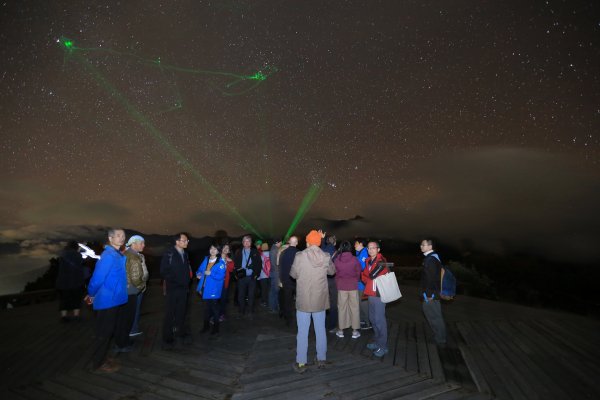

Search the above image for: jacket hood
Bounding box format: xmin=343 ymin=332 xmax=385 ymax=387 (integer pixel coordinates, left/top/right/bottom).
xmin=305 ymin=245 xmax=327 ymax=267
xmin=337 ymin=252 xmax=355 ymax=262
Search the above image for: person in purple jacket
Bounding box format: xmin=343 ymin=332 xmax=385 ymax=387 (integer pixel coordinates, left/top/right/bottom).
xmin=334 ymin=241 xmax=362 ymax=339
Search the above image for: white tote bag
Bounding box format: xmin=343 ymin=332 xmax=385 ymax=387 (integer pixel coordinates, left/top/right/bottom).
xmin=374 ymin=272 xmax=402 ymax=303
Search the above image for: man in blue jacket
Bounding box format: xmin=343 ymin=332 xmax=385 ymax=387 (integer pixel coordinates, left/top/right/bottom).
xmin=161 ymin=232 xmax=193 ymax=349
xmin=354 ymin=238 xmax=371 ymax=329
xmin=87 ymin=228 xmax=127 ymax=373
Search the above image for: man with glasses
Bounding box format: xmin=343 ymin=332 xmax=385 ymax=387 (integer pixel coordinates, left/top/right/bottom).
xmin=160 ymin=232 xmax=193 ymax=349
xmin=361 ymin=241 xmax=390 ymax=357
xmin=420 ymin=239 xmax=447 ymax=345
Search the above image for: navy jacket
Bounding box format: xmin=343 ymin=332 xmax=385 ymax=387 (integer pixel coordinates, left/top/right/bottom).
xmin=160 ymin=247 xmax=192 ymax=290
xmin=421 ymin=252 xmax=442 ymax=298
xmin=279 ymin=246 xmax=299 ymax=286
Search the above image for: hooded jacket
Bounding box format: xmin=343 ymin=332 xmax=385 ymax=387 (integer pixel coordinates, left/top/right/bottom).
xmin=289 ymin=245 xmax=335 ymax=312
xmin=125 ymin=248 xmax=146 ymax=295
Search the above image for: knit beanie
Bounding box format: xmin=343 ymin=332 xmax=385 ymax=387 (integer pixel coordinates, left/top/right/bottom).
xmin=306 ymin=230 xmax=322 ymax=247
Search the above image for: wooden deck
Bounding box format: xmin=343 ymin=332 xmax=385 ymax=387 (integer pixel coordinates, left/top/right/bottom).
xmin=1 ymin=283 xmax=598 ymax=399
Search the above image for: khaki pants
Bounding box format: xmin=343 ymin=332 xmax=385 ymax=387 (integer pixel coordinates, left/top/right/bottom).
xmin=337 ymin=290 xmax=360 ymax=330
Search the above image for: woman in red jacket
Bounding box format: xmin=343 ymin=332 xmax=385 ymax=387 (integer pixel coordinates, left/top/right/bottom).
xmin=361 ymin=240 xmax=389 ymax=357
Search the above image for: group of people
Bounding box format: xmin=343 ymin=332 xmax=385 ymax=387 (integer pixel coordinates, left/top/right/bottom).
xmin=286 ymin=233 xmax=448 ymax=373
xmin=285 ymin=230 xmax=396 ymax=372
xmin=76 ymin=227 xmax=447 ymax=374
xmin=82 ymin=229 xmax=149 ymax=373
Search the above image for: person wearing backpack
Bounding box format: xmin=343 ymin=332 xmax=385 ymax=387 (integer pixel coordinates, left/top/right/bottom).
xmin=420 ymin=239 xmax=447 ymax=345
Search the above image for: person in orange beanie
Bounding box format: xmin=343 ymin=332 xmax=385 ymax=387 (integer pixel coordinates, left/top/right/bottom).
xmin=289 ymin=230 xmax=335 ymax=373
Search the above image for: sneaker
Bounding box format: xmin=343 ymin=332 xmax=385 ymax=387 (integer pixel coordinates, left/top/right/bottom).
xmin=95 ymin=360 xmax=119 ymax=373
xmin=336 ymin=330 xmax=344 ymax=338
xmin=219 ymin=315 xmax=226 ymax=322
xmin=366 ymin=342 xmax=378 ymax=350
xmin=328 ymin=328 xmax=338 ymax=334
xmin=129 ymin=331 xmax=143 ymax=337
xmin=315 ymin=359 xmax=327 ymax=369
xmin=292 ymin=362 xmax=307 ymax=374
xmin=373 ymin=348 xmax=389 ymax=357
xmin=352 ymin=330 xmax=361 ymax=339
xmin=361 ymin=324 xmax=373 ymax=330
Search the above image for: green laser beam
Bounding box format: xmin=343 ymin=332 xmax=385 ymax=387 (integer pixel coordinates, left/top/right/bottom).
xmin=58 ymin=38 xmax=277 ymax=96
xmin=58 ymin=37 xmax=264 ymax=238
xmin=283 ymin=182 xmax=323 ymax=243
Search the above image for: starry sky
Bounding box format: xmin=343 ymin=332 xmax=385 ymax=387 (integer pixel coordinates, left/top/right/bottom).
xmin=0 ymin=0 xmax=599 ymax=290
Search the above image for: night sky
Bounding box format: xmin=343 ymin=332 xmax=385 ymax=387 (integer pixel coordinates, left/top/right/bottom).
xmin=0 ymin=0 xmax=599 ymax=292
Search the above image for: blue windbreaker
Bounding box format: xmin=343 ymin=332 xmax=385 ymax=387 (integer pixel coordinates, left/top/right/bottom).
xmin=196 ymin=256 xmax=227 ymax=299
xmin=88 ymin=246 xmax=127 ymax=310
xmin=356 ymin=247 xmax=368 ymax=291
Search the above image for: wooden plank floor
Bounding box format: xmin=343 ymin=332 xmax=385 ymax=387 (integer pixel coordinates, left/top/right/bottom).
xmin=1 ymin=284 xmax=598 ymax=399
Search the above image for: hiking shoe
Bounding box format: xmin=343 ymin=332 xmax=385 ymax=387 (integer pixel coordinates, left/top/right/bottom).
xmin=292 ymin=362 xmax=307 ymax=374
xmin=373 ymin=348 xmax=389 ymax=357
xmin=129 ymin=331 xmax=143 ymax=337
xmin=352 ymin=330 xmax=361 ymax=339
xmin=336 ymin=330 xmax=344 ymax=338
xmin=366 ymin=342 xmax=378 ymax=350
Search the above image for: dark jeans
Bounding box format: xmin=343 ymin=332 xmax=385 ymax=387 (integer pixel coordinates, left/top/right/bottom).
xmin=204 ymin=299 xmax=220 ymax=328
xmin=422 ymin=299 xmax=447 ymax=344
xmin=130 ymin=291 xmax=144 ymax=334
xmin=259 ymin=278 xmax=270 ymax=305
xmin=162 ymin=287 xmax=190 ymax=343
xmin=219 ymin=285 xmax=229 ymax=317
xmin=282 ymin=284 xmax=296 ymax=323
xmin=91 ymin=306 xmax=120 ymax=368
xmin=237 ymin=276 xmax=256 ymax=315
xmin=115 ymin=294 xmax=137 ymax=348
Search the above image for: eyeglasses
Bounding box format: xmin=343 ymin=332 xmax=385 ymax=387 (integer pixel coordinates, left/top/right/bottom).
xmin=367 ymin=246 xmax=379 ymax=250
